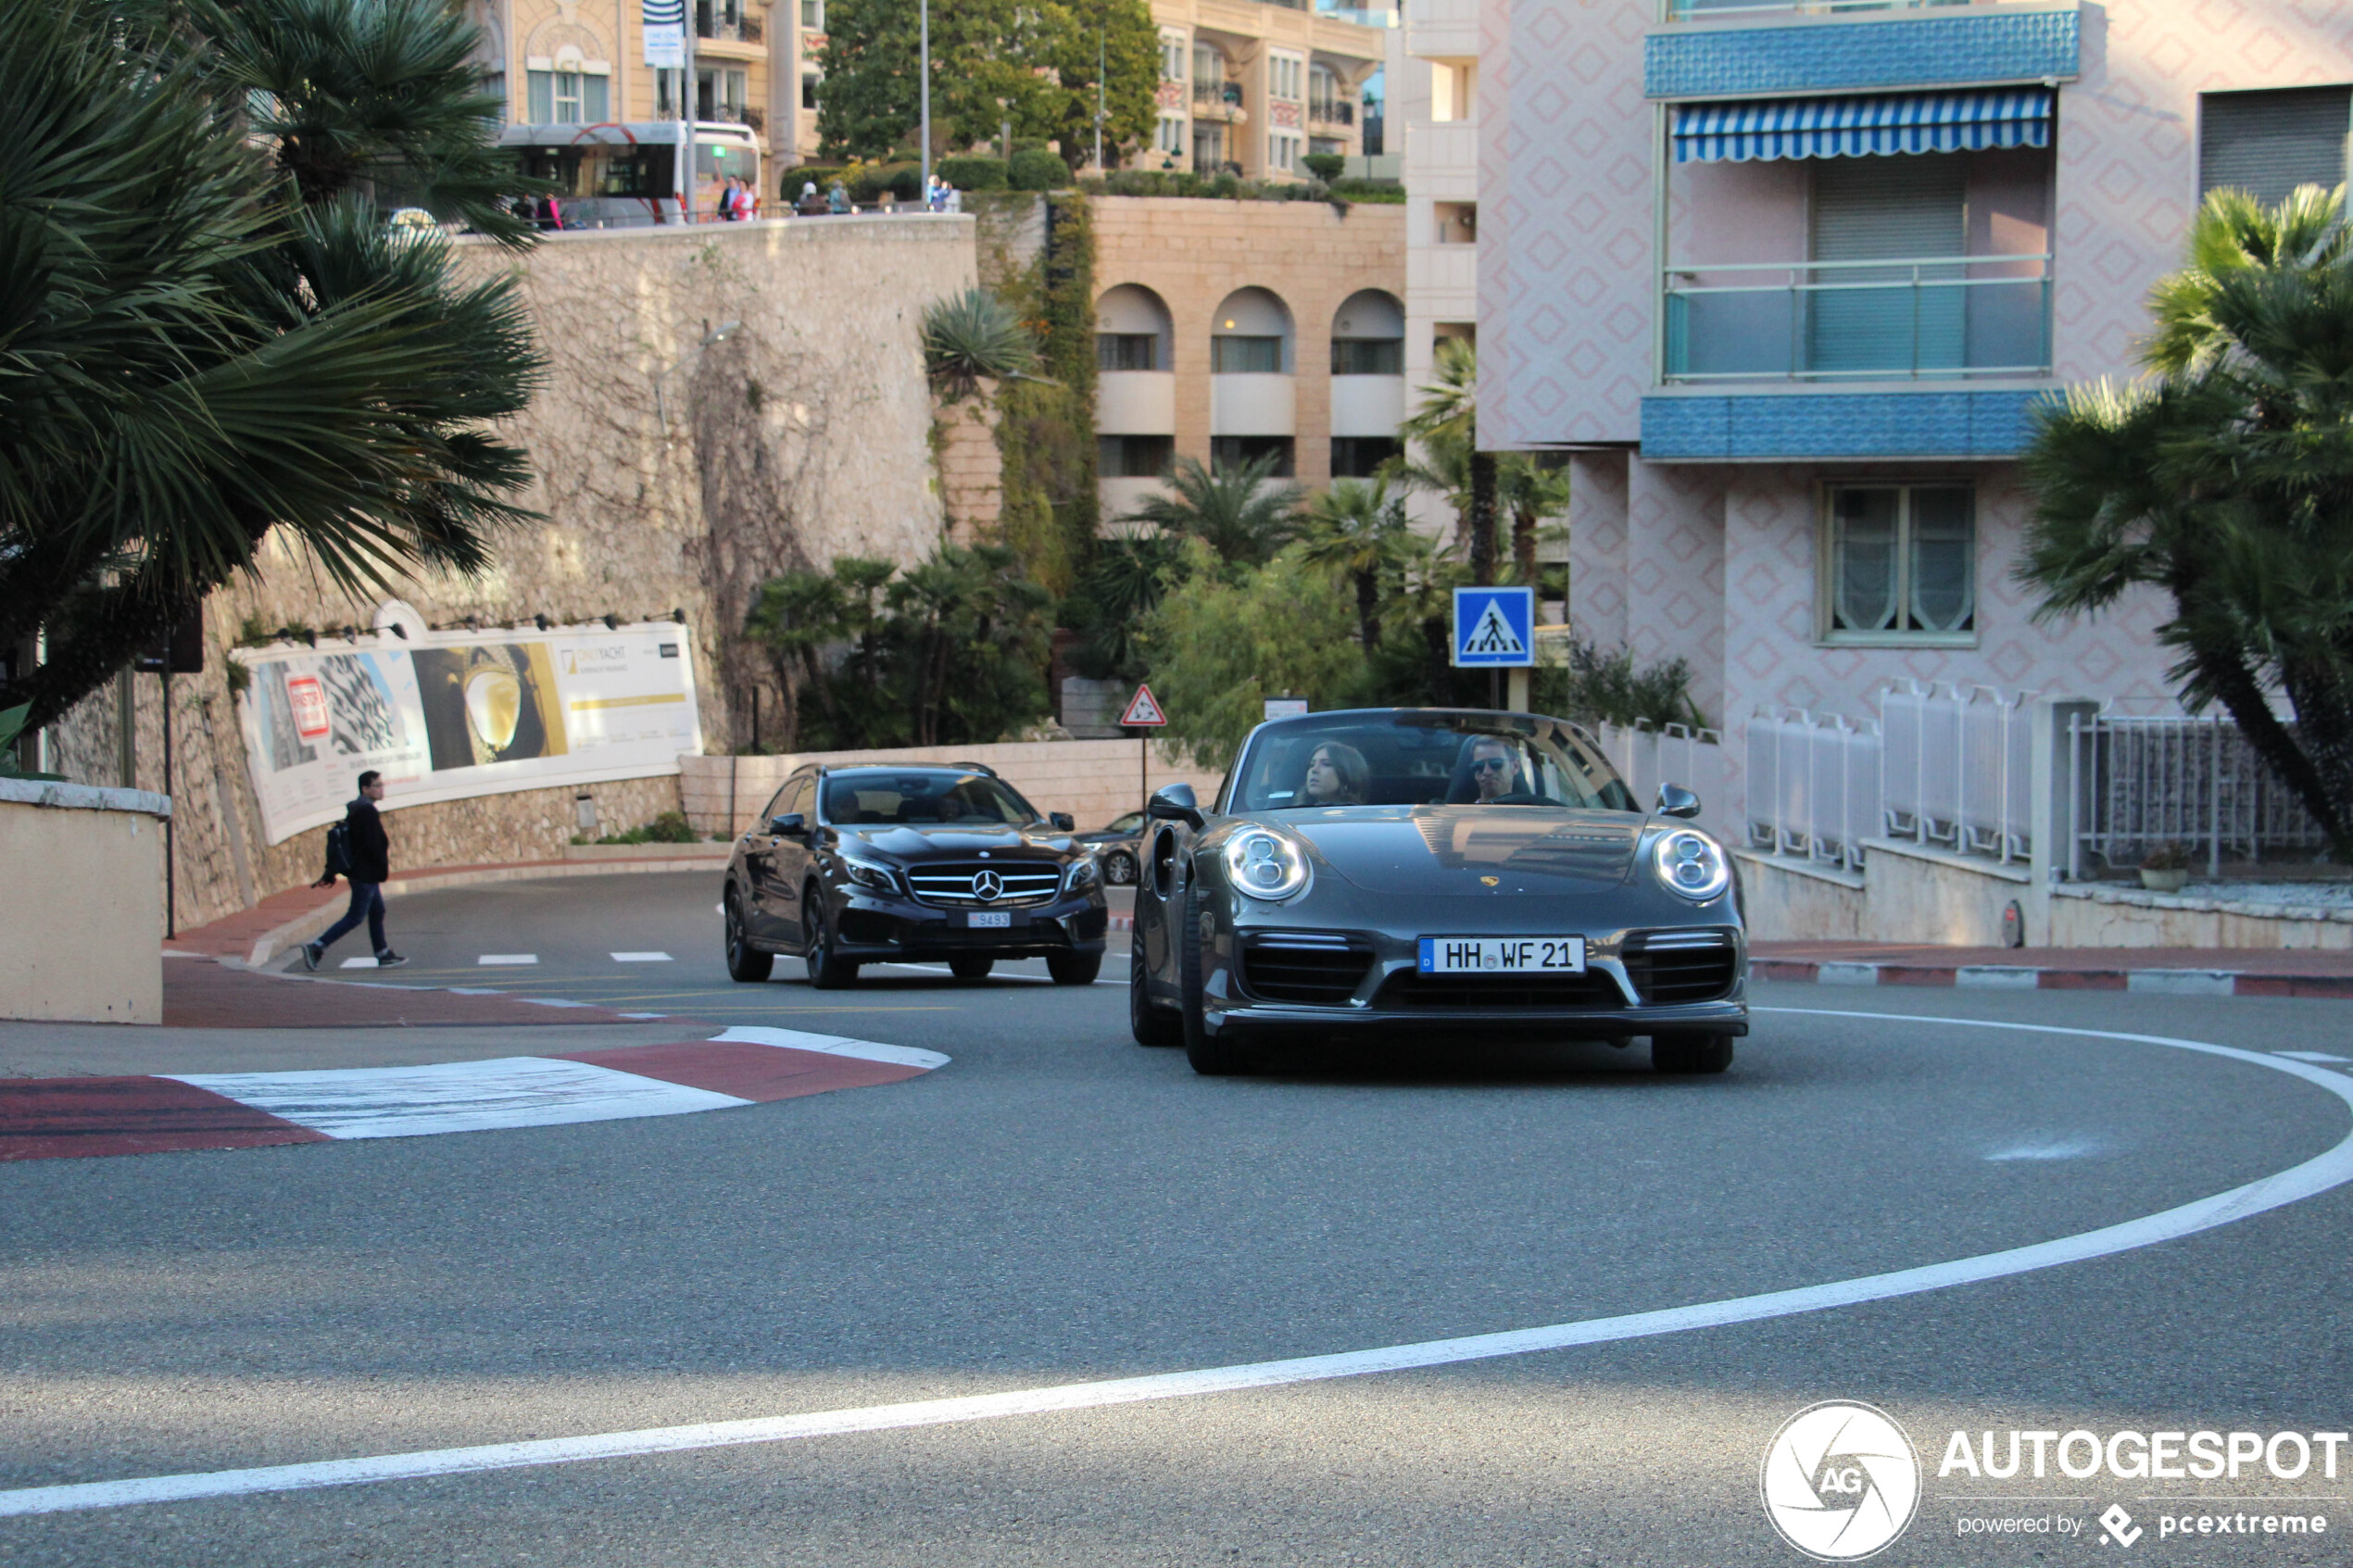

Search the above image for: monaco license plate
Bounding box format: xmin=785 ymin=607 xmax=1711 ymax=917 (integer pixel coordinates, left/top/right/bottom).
xmin=965 ymin=910 xmax=1013 ymax=929
xmin=1417 ymin=936 xmax=1586 ymax=975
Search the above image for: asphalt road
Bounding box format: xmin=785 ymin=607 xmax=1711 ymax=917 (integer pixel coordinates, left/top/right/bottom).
xmin=4 ymin=872 xmax=2352 ymax=1565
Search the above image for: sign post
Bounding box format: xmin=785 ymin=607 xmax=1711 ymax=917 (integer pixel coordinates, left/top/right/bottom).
xmin=1451 ymin=585 xmax=1536 ymax=711
xmin=1119 ymin=683 xmax=1167 ymax=816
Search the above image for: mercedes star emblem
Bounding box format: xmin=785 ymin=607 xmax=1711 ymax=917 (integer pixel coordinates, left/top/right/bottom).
xmin=973 ymin=870 xmax=1003 ymax=903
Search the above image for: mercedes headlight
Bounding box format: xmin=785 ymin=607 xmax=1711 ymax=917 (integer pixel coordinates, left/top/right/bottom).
xmin=1064 ymin=856 xmax=1101 ymax=893
xmin=1652 ymin=828 xmax=1730 ymax=902
xmin=1223 ymin=828 xmax=1310 ymax=901
xmin=840 ymin=855 xmax=899 ymax=893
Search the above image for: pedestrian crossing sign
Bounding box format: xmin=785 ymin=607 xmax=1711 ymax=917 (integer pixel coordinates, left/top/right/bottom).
xmin=1452 ymin=586 xmax=1535 ymax=668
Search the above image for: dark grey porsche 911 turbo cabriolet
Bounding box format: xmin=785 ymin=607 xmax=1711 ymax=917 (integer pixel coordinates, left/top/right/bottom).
xmin=1127 ymin=708 xmax=1747 ymax=1076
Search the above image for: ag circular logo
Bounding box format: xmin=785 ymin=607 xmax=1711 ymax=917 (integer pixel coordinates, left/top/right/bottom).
xmin=1760 ymin=1400 xmax=1920 ymax=1561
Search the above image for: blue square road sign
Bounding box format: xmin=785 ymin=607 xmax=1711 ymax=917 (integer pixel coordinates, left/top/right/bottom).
xmin=1452 ymin=586 xmax=1535 ymax=668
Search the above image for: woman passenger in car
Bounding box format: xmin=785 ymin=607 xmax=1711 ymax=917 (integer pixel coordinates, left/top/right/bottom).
xmin=1301 ymin=741 xmax=1370 ymax=805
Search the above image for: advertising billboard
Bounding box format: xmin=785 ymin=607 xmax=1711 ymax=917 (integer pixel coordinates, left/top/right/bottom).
xmin=233 ymin=621 xmax=702 ymax=845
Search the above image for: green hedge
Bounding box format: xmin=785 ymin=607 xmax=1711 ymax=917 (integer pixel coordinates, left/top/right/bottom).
xmin=938 ymin=156 xmax=1008 ymax=191
xmin=1008 ymin=147 xmax=1067 ymax=192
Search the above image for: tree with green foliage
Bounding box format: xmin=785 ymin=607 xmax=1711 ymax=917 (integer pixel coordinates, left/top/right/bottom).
xmin=1140 ymin=543 xmax=1366 ymax=768
xmin=2019 ymin=184 xmax=2353 ymax=859
xmin=1117 ymin=455 xmax=1302 ymax=567
xmin=815 ymin=0 xmax=1157 ymax=168
xmin=1063 ymin=532 xmax=1189 ymax=679
xmin=1400 ymin=338 xmax=1499 ymax=584
xmin=0 ymin=0 xmax=543 ymax=732
xmin=743 ymin=546 xmax=1051 ymax=750
xmin=1497 ymin=456 xmax=1573 ymax=587
xmin=1295 ymin=476 xmax=1408 ymax=651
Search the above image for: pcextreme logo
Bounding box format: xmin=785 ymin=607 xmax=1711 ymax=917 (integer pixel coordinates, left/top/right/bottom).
xmin=1762 ymin=1401 xmax=1922 ymax=1561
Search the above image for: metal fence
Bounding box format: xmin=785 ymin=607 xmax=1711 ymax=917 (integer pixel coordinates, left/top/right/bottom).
xmin=1881 ymin=682 xmax=2036 ymax=863
xmin=2068 ymin=712 xmax=2329 ymax=877
xmin=1592 ymin=721 xmax=1729 ymax=838
xmin=1743 ymin=708 xmax=1881 ymax=872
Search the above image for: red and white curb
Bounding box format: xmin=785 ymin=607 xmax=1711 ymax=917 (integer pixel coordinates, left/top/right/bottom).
xmin=0 ymin=1028 xmax=945 ymax=1162
xmin=1754 ymin=960 xmax=2353 ymax=999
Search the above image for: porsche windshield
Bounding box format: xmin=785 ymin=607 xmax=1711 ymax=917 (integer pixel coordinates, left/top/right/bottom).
xmin=822 ymin=771 xmax=1042 ymax=825
xmin=1228 ymin=712 xmax=1641 ymax=813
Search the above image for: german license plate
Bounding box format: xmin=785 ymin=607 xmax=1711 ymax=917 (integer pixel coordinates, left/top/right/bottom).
xmin=1417 ymin=936 xmax=1585 ymax=974
xmin=965 ymin=910 xmax=1013 ymax=929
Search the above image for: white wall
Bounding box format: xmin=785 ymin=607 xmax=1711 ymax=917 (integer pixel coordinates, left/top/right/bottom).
xmin=1210 ymin=373 xmax=1298 ymax=435
xmin=1097 ymin=370 xmax=1177 ymax=434
xmin=1329 ymin=374 xmax=1405 ymax=436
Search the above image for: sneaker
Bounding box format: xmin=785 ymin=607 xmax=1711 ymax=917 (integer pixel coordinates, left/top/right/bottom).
xmin=375 ymin=951 xmax=409 ymax=968
xmin=300 ymin=943 xmax=321 ymax=972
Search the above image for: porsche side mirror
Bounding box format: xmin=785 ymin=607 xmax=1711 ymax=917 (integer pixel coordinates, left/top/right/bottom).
xmin=1147 ymin=782 xmax=1205 ymax=831
xmin=1051 ymin=811 xmax=1076 ymax=831
xmin=1655 ymin=784 xmax=1701 ymax=820
xmin=770 ymin=812 xmax=806 ymax=837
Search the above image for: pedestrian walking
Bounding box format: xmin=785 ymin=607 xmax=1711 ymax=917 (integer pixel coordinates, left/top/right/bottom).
xmin=301 ymin=771 xmax=406 ymax=970
xmin=827 ymin=180 xmax=849 ymax=215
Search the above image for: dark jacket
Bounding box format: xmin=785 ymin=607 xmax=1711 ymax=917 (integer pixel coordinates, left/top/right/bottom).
xmin=345 ymin=797 xmax=390 ymax=884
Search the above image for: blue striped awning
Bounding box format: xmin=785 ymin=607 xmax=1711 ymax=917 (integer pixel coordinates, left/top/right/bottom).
xmin=1672 ymin=89 xmax=2053 ymax=163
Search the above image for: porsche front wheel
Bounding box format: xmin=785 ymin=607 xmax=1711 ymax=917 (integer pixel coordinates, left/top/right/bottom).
xmin=1130 ymin=942 xmax=1181 ymax=1047
xmin=1181 ymin=894 xmax=1252 ymax=1075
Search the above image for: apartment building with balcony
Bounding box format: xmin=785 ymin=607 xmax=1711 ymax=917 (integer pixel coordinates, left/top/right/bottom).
xmin=1138 ymin=1 xmax=1389 ymax=179
xmin=1481 ymin=0 xmax=2353 ymax=733
xmin=470 ymin=1 xmax=783 ymax=169
xmin=1391 ymin=0 xmax=1482 ymax=533
xmin=1091 ymin=197 xmax=1406 ymax=523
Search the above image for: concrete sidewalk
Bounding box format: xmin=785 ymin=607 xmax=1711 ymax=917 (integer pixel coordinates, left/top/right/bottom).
xmin=1751 ymin=941 xmax=2353 ymax=997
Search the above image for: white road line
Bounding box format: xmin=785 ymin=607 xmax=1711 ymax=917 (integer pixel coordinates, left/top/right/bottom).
xmin=611 ymin=952 xmax=673 ymax=963
xmin=712 ymin=1025 xmax=950 ymax=1071
xmin=165 ymin=1059 xmax=748 ymax=1140
xmin=477 ymin=955 xmax=537 ymax=966
xmin=876 ymin=962 xmax=1124 ymax=988
xmin=8 ymin=1010 xmax=2348 ymax=1519
xmin=337 ymin=958 xmax=380 ymax=971
xmin=18 ymin=1010 xmax=2353 ymax=1513
xmin=2278 ymin=1050 xmax=2350 ymax=1062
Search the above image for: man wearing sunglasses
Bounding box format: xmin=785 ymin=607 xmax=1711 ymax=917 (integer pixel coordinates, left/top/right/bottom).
xmin=1466 ymin=734 xmax=1522 ymax=803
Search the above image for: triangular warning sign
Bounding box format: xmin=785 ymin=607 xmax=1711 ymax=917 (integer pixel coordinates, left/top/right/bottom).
xmin=1463 ymin=601 xmax=1527 ymax=656
xmin=1119 ymin=684 xmax=1167 ymax=726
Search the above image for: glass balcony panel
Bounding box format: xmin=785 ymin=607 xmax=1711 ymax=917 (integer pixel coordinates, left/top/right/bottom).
xmin=1660 ymin=258 xmax=2047 ymax=381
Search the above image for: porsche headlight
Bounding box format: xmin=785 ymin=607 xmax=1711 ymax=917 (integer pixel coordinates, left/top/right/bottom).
xmin=1063 ymin=856 xmax=1101 ymax=893
xmin=840 ymin=855 xmax=899 ymax=893
xmin=1223 ymin=828 xmax=1310 ymax=901
xmin=1652 ymin=829 xmax=1730 ymax=902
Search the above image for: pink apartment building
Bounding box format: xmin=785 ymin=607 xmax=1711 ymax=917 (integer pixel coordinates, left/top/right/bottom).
xmin=1478 ymin=0 xmax=2353 ymax=734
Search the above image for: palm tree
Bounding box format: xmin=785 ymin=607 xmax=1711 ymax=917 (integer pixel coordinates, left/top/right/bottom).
xmin=1295 ymin=476 xmax=1407 ymax=650
xmin=1400 ymin=337 xmax=1499 ymax=583
xmin=1118 ymin=454 xmax=1303 ymax=566
xmin=2020 ymin=183 xmax=2353 ymax=859
xmin=1496 ymin=455 xmax=1573 ymax=588
xmin=0 ymin=0 xmax=545 ymax=732
xmin=921 ymin=287 xmax=1040 ymax=403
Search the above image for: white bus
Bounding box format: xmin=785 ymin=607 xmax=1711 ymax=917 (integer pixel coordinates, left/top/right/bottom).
xmin=497 ymin=121 xmax=762 ymax=228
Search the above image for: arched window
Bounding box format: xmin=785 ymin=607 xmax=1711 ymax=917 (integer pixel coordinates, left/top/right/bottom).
xmin=1096 ymin=284 xmax=1175 ymax=373
xmin=1330 ymin=289 xmax=1404 ymax=375
xmin=1211 ymin=287 xmax=1294 ymax=375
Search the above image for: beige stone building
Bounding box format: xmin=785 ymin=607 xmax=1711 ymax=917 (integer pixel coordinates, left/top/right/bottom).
xmin=1135 ymin=1 xmax=1388 ymax=181
xmin=1092 ymin=195 xmax=1405 ymax=521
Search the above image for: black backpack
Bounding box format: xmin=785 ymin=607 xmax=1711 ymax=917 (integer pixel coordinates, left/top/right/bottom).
xmin=322 ymin=817 xmax=355 ymax=879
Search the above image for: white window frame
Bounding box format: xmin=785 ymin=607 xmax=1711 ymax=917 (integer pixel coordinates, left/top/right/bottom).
xmin=1161 ymin=32 xmax=1187 ymax=82
xmin=1816 ymin=482 xmax=1979 ymax=647
xmin=1156 ymin=116 xmax=1186 ymax=156
xmin=801 ymin=0 xmax=823 ymax=28
xmin=1269 ymin=52 xmax=1304 ymax=104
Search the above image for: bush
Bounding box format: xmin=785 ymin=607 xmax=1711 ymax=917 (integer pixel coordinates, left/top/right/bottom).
xmin=1547 ymin=639 xmax=1708 ymax=731
xmin=584 ymin=811 xmax=699 ymax=846
xmin=1008 ymin=147 xmax=1067 ymax=192
xmin=849 ymin=161 xmax=923 ymax=202
xmin=1301 ymin=152 xmax=1345 ymax=183
xmin=784 ymin=164 xmax=848 ymax=200
xmin=938 ymin=155 xmax=1008 ymax=191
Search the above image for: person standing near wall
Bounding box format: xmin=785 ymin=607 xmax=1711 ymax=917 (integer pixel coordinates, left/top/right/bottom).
xmin=301 ymin=771 xmax=406 ymax=970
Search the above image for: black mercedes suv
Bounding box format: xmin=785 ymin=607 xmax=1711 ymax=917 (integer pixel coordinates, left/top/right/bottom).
xmin=722 ymin=764 xmax=1109 ymax=988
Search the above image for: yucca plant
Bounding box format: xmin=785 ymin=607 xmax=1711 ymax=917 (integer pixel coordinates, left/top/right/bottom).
xmin=921 ymin=288 xmax=1039 ymax=403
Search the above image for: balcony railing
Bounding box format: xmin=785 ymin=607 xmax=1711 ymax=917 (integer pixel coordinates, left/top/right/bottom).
xmin=1308 ymin=99 xmax=1353 ymax=127
xmin=697 ymin=5 xmax=760 ymax=42
xmin=1667 ymin=0 xmax=2033 ymax=18
xmin=1661 ymin=253 xmax=2051 ymax=383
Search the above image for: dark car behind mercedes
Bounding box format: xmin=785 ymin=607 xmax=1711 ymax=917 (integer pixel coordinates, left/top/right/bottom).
xmin=722 ymin=765 xmax=1109 ymax=988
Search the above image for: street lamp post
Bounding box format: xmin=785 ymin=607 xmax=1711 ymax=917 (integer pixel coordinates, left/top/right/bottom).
xmin=919 ymin=0 xmax=930 ymax=205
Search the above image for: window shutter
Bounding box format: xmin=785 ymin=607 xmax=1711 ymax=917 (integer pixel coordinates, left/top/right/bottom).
xmin=2200 ymin=88 xmax=2351 ymax=205
xmin=1809 ymin=155 xmax=1966 ymax=373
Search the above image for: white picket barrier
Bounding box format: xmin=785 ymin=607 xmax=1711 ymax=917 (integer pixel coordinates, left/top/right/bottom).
xmin=1592 ymin=721 xmax=1728 ymax=837
xmin=1743 ymin=708 xmax=1881 ymax=872
xmin=1879 ymin=681 xmax=2036 ymax=863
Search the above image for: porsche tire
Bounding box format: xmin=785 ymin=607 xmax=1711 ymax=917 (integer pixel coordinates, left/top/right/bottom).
xmin=1048 ymin=951 xmax=1101 ymax=985
xmin=802 ymin=887 xmax=860 ymax=989
xmin=1181 ymin=893 xmax=1252 ymax=1075
xmin=1130 ymin=943 xmax=1181 ymax=1047
xmin=949 ymin=956 xmax=995 ymax=982
xmin=724 ymin=889 xmax=773 ymax=983
xmin=1651 ymin=1032 xmax=1733 ymax=1074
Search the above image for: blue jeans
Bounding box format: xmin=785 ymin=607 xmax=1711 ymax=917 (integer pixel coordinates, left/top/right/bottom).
xmin=316 ymin=881 xmax=388 ymax=957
